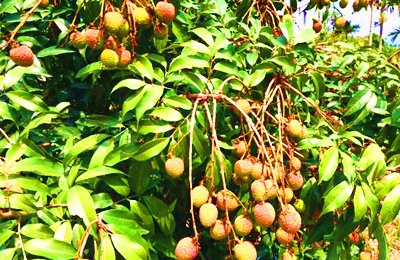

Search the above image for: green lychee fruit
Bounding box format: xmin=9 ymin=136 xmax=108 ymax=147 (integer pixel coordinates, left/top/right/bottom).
xmin=154 ymin=23 xmax=169 ymax=39
xmin=286 ymin=120 xmax=303 ymax=139
xmin=233 ymin=173 xmax=252 ymax=185
xmin=85 ymin=29 xmax=104 ymax=50
xmin=254 ymin=202 xmax=275 ymax=228
xmin=234 ymin=159 xmax=253 ymax=178
xmin=117 ymin=49 xmax=132 ymax=68
xmin=251 ymin=180 xmax=266 ymax=202
xmin=339 ymin=0 xmax=348 ymax=8
xmin=216 ymin=190 xmax=239 ymax=211
xmin=175 ymin=237 xmax=198 ymax=260
xmin=70 ymin=31 xmax=87 ymax=49
xmin=9 ymin=45 xmax=34 ymax=67
xmin=100 ymin=49 xmax=119 ymax=67
xmin=287 ymin=172 xmax=303 ymax=190
xmin=133 ymin=8 xmax=152 ymax=28
xmin=104 ymin=12 xmax=125 ymax=35
xmin=155 ymin=1 xmax=175 ymax=24
xmin=276 ymin=227 xmax=295 ymax=245
xmin=210 ymin=220 xmax=229 ymax=240
xmin=335 ymin=16 xmax=347 ymax=28
xmin=235 ymin=99 xmax=251 ymax=115
xmin=278 ymin=204 xmax=301 ymax=233
xmin=234 ymin=215 xmax=253 ymax=237
xmin=293 ymin=199 xmax=305 ymax=213
xmin=165 ymin=157 xmax=184 ymax=178
xmin=232 ymin=141 xmax=246 ymax=158
xmin=233 ymin=241 xmax=257 ymax=260
xmin=192 ymin=185 xmax=209 ymax=208
xmin=199 ymin=203 xmax=218 ymax=227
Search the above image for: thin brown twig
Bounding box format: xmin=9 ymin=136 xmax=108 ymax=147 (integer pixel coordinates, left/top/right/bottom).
xmin=9 ymin=0 xmax=43 ymax=43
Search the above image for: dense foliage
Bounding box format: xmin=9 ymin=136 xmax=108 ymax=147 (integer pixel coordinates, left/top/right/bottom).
xmin=0 ymin=0 xmax=400 ymax=259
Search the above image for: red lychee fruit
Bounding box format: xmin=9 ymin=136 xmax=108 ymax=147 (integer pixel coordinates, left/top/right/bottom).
xmin=175 ymin=237 xmax=198 ymax=260
xmin=9 ymin=45 xmax=34 ymax=67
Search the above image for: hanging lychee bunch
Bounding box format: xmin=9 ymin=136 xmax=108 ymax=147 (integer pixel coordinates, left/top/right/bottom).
xmin=9 ymin=45 xmax=35 ymax=67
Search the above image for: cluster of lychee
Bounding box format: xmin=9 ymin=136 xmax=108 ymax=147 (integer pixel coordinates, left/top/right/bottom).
xmin=69 ymin=1 xmax=175 ymax=68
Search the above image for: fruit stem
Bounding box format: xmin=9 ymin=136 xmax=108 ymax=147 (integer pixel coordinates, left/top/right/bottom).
xmin=9 ymin=0 xmax=43 ymax=43
xmin=17 ymin=220 xmax=27 ymax=260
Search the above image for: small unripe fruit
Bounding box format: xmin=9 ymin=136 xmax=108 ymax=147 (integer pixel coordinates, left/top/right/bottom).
xmin=210 ymin=220 xmax=229 ymax=240
xmin=235 ymin=99 xmax=251 ymax=115
xmin=310 ymin=0 xmax=320 ymax=4
xmin=234 ymin=160 xmax=253 ymax=178
xmin=234 ymin=215 xmax=253 ymax=236
xmin=349 ymin=231 xmax=360 ymax=243
xmin=254 ymin=202 xmax=275 ymax=228
xmin=291 ymin=157 xmax=301 ymax=171
xmin=192 ymin=185 xmax=209 ymax=208
xmin=276 ymin=227 xmax=295 ymax=245
xmin=232 ymin=141 xmax=246 ymax=158
xmin=70 ymin=31 xmax=86 ymax=49
xmin=154 ymin=23 xmax=169 ymax=39
xmin=279 ymin=204 xmax=302 ymax=233
xmin=287 ymin=172 xmax=303 ymax=190
xmin=104 ymin=12 xmax=125 ymax=35
xmin=281 ymin=187 xmax=294 ymax=203
xmin=335 ymin=16 xmax=347 ymax=28
xmin=85 ymin=29 xmax=104 ymax=50
xmin=117 ymin=49 xmax=132 ymax=68
xmin=293 ymin=199 xmax=305 ymax=213
xmin=264 ymin=180 xmax=278 ymax=200
xmin=165 ymin=157 xmax=184 ymax=178
xmin=233 ymin=241 xmax=257 ymax=260
xmin=339 ymin=0 xmax=348 ymax=8
xmin=313 ymin=21 xmax=323 ymax=33
xmin=133 ymin=8 xmax=152 ymax=28
xmin=155 ymin=1 xmax=175 ymax=24
xmin=216 ymin=190 xmax=239 ymax=211
xmin=199 ymin=203 xmax=218 ymax=227
xmin=36 ymin=0 xmax=50 ymax=7
xmin=175 ymin=237 xmax=198 ymax=260
xmin=286 ymin=120 xmax=303 ymax=139
xmin=353 ymin=0 xmax=362 ymax=11
xmin=251 ymin=162 xmax=266 ymax=180
xmin=251 ymin=180 xmax=266 ymax=202
xmin=359 ymin=251 xmax=372 ymax=260
xmin=10 ymin=45 xmax=34 ymax=67
xmin=100 ymin=49 xmax=119 ymax=67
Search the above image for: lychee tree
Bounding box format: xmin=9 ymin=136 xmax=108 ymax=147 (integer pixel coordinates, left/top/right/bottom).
xmin=0 ymin=0 xmax=399 ymax=259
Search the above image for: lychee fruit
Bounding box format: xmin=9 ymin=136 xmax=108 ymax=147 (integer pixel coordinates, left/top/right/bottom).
xmin=251 ymin=162 xmax=266 ymax=180
xmin=287 ymin=172 xmax=303 ymax=190
xmin=251 ymin=180 xmax=266 ymax=202
xmin=165 ymin=157 xmax=184 ymax=178
xmin=117 ymin=19 xmax=130 ymax=38
xmin=281 ymin=187 xmax=294 ymax=203
xmin=233 ymin=173 xmax=252 ymax=185
xmin=359 ymin=251 xmax=372 ymax=260
xmin=254 ymin=202 xmax=275 ymax=228
xmin=85 ymin=29 xmax=104 ymax=50
xmin=234 ymin=215 xmax=253 ymax=237
xmin=216 ymin=190 xmax=239 ymax=211
xmin=339 ymin=0 xmax=348 ymax=8
xmin=105 ymin=36 xmax=120 ymax=51
xmin=154 ymin=23 xmax=169 ymax=39
xmin=291 ymin=157 xmax=302 ymax=171
xmin=349 ymin=231 xmax=360 ymax=243
xmin=313 ymin=21 xmax=323 ymax=33
xmin=234 ymin=159 xmax=253 ymax=178
xmin=133 ymin=8 xmax=153 ymax=28
xmin=335 ymin=16 xmax=347 ymax=29
xmin=70 ymin=31 xmax=86 ymax=49
xmin=264 ymin=180 xmax=278 ymax=200
xmin=353 ymin=0 xmax=362 ymax=11
xmin=199 ymin=203 xmax=218 ymax=227
xmin=100 ymin=49 xmax=119 ymax=68
xmin=278 ymin=204 xmax=302 ymax=233
xmin=9 ymin=45 xmax=34 ymax=67
xmin=104 ymin=12 xmax=125 ymax=35
xmin=286 ymin=120 xmax=303 ymax=139
xmin=192 ymin=185 xmax=209 ymax=208
xmin=293 ymin=199 xmax=305 ymax=213
xmin=283 ymin=251 xmax=297 ymax=260
xmin=276 ymin=227 xmax=295 ymax=245
xmin=235 ymin=99 xmax=251 ymax=115
xmin=36 ymin=0 xmax=50 ymax=7
xmin=117 ymin=49 xmax=132 ymax=68
xmin=233 ymin=241 xmax=257 ymax=260
xmin=210 ymin=220 xmax=229 ymax=240
xmin=175 ymin=237 xmax=198 ymax=260
xmin=155 ymin=1 xmax=175 ymax=24
xmin=321 ymin=0 xmax=330 ymax=6
xmin=232 ymin=141 xmax=246 ymax=158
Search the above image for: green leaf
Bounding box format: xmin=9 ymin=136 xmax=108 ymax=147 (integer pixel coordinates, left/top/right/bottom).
xmin=75 ymin=166 xmax=127 ymax=183
xmin=67 ymin=185 xmax=96 ymax=228
xmin=132 ymin=138 xmax=170 ymax=161
xmin=0 ymin=101 xmax=18 ymax=124
xmin=380 ymin=185 xmax=400 ymax=225
xmin=279 ymin=20 xmax=293 ymax=43
xmin=319 ymin=147 xmax=339 ymax=183
xmin=358 ymin=143 xmax=381 ymax=171
xmin=63 ymin=134 xmax=109 ymax=167
xmin=132 ymin=55 xmax=154 ymax=81
xmin=373 ymin=220 xmax=389 ymax=260
xmin=348 ymin=93 xmax=377 ymax=126
xmin=36 ymin=46 xmax=75 ymax=57
xmin=270 ymin=56 xmax=295 ymax=75
xmin=134 ymin=120 xmax=174 ymax=135
xmin=76 ymin=62 xmax=102 ymax=78
xmin=129 ymin=160 xmax=152 ymax=196
xmin=136 ymin=85 xmax=164 ymax=122
xmin=121 ymin=87 xmax=148 ymax=120
xmin=111 ymin=79 xmax=146 ymax=93
xmin=361 ymin=181 xmax=379 ymax=218
xmin=130 ymin=200 xmax=155 ymax=235
xmin=54 ymin=221 xmax=72 ymax=243
xmin=5 ymin=143 xmax=26 ymax=162
xmin=103 ymin=175 xmax=131 ymax=197
xmin=100 ymin=210 xmax=145 ymax=231
xmin=100 ymin=234 xmax=115 ymax=260
xmin=0 ymin=248 xmax=16 ymax=260
xmin=180 ymin=40 xmax=211 ymax=55
xmin=150 ymin=107 xmax=183 ymax=122
xmin=354 ymin=186 xmax=367 ymax=222
xmin=340 ymin=151 xmax=356 ymax=181
xmin=310 ymin=71 xmax=326 ymax=99
xmin=1 ymin=176 xmax=51 ymax=196
xmin=214 ymin=61 xmax=238 ymax=75
xmin=294 ymin=29 xmax=317 ymax=44
xmin=375 ymin=173 xmax=400 ymax=199
xmin=6 ymin=91 xmax=48 ymax=112
xmin=89 ymin=140 xmax=115 ymax=170
xmin=24 ymin=238 xmax=76 ymax=259
xmin=20 ymin=111 xmax=59 ymax=136
xmin=111 ymin=234 xmax=147 ymax=260
xmin=321 ymin=181 xmax=353 ymax=216
xmin=93 ymin=193 xmax=114 ymax=209
xmin=9 ymin=194 xmax=37 ymax=213
xmin=21 ymin=224 xmax=54 ymax=239
xmin=14 ymin=158 xmax=63 ymax=177
xmin=168 ymin=56 xmax=209 ymax=74
xmin=0 ymin=230 xmax=16 ymax=246
xmin=191 ymin=28 xmax=214 ymax=46
xmin=163 ymin=96 xmax=193 ymax=110
xmin=144 ymin=196 xmax=175 ymax=236
xmin=248 ymin=70 xmax=267 ymax=87
xmin=344 ymin=88 xmax=372 ymax=117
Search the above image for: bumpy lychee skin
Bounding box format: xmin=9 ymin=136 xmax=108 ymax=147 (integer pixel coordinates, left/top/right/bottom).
xmin=359 ymin=251 xmax=372 ymax=260
xmin=287 ymin=172 xmax=304 ymax=190
xmin=264 ymin=180 xmax=278 ymax=200
xmin=283 ymin=251 xmax=297 ymax=260
xmin=251 ymin=180 xmax=266 ymax=202
xmin=70 ymin=31 xmax=86 ymax=49
xmin=104 ymin=12 xmax=125 ymax=35
xmin=165 ymin=157 xmax=184 ymax=178
xmin=199 ymin=203 xmax=218 ymax=227
xmin=117 ymin=19 xmax=130 ymax=38
xmin=335 ymin=16 xmax=346 ymax=28
xmin=234 ymin=215 xmax=253 ymax=237
xmin=232 ymin=141 xmax=246 ymax=158
xmin=235 ymin=99 xmax=251 ymax=115
xmin=192 ymin=185 xmax=209 ymax=208
xmin=117 ymin=49 xmax=132 ymax=68
xmin=276 ymin=227 xmax=295 ymax=245
xmin=293 ymin=199 xmax=305 ymax=213
xmin=254 ymin=202 xmax=275 ymax=228
xmin=10 ymin=45 xmax=34 ymax=67
xmin=291 ymin=157 xmax=302 ymax=171
xmin=234 ymin=160 xmax=253 ymax=178
xmin=85 ymin=29 xmax=104 ymax=50
xmin=281 ymin=187 xmax=294 ymax=203
xmin=216 ymin=190 xmax=239 ymax=211
xmin=100 ymin=49 xmax=119 ymax=68
xmin=251 ymin=162 xmax=266 ymax=180
xmin=210 ymin=220 xmax=229 ymax=240
xmin=233 ymin=241 xmax=257 ymax=260
xmin=154 ymin=23 xmax=169 ymax=39
xmin=279 ymin=205 xmax=302 ymax=233
xmin=349 ymin=231 xmax=360 ymax=243
xmin=133 ymin=8 xmax=153 ymax=28
xmin=286 ymin=120 xmax=303 ymax=139
xmin=155 ymin=1 xmax=175 ymax=24
xmin=175 ymin=237 xmax=198 ymax=260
